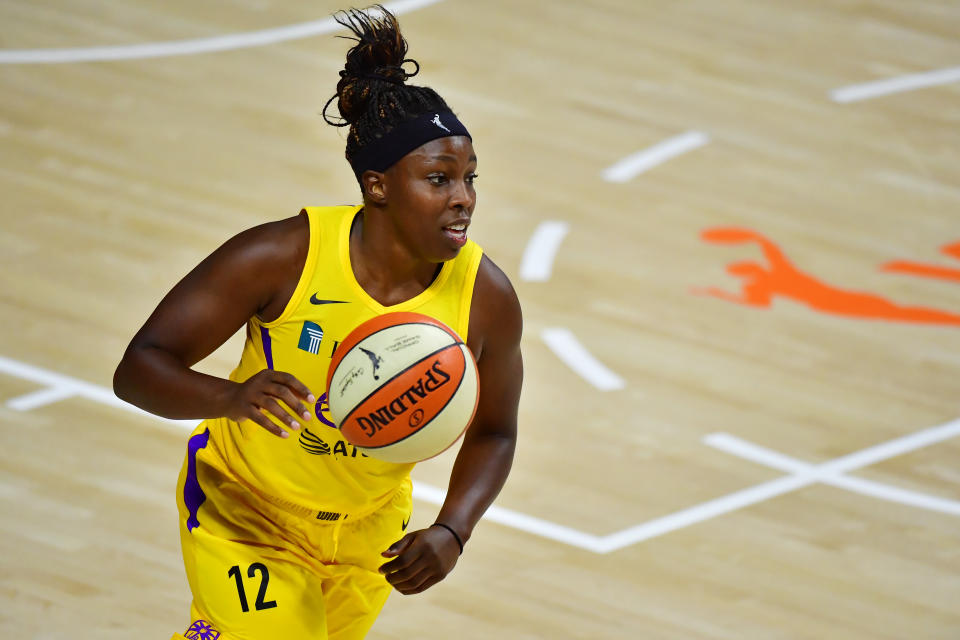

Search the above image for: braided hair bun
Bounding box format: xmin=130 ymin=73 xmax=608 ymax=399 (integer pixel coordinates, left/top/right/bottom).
xmin=324 ymin=5 xmax=451 ymax=172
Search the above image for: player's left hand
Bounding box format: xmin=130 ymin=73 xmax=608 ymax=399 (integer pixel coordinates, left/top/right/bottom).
xmin=379 ymin=526 xmax=461 ymax=595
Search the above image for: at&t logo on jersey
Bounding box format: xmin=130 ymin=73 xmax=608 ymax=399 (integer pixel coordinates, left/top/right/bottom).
xmin=298 ymin=427 xmax=367 ymax=458
xmin=297 ymin=321 xmax=324 ymax=354
xmin=299 ymin=428 xmax=331 ymax=455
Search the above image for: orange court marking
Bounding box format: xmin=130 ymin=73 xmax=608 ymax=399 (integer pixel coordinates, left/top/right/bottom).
xmin=695 ymin=228 xmax=960 ymax=327
xmin=881 ymin=241 xmax=960 ymax=283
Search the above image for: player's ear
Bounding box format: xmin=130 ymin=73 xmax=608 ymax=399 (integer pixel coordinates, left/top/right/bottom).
xmin=362 ymin=171 xmax=387 ymax=204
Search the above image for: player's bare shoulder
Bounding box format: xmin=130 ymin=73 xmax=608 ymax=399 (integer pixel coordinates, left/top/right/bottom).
xmin=468 ymin=255 xmax=523 ymax=358
xmin=197 ymin=211 xmax=310 ymax=322
xmin=223 ymin=212 xmax=309 ymax=270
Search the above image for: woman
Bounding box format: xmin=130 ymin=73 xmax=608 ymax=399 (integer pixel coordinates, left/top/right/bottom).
xmin=113 ymin=6 xmax=522 ymax=639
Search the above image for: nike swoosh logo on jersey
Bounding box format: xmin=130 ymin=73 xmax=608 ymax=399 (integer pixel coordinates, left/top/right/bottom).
xmin=310 ymin=294 xmax=348 ymax=305
xmin=402 ymin=516 xmax=410 ymax=531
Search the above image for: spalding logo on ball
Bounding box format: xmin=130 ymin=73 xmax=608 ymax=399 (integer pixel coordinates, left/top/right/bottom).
xmin=325 ymin=312 xmax=479 ymax=463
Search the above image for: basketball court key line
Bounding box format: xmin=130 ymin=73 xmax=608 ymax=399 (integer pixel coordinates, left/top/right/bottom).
xmin=830 ymin=66 xmax=960 ymax=103
xmin=2 ymin=355 xmax=958 ymax=553
xmin=593 ymin=419 xmax=960 ymax=553
xmin=412 ymin=482 xmax=608 ymax=552
xmin=0 ymin=0 xmax=444 ymax=64
xmin=602 ymin=131 xmax=710 ymax=183
xmin=540 ymin=328 xmax=626 ymax=391
xmin=705 ymin=429 xmax=960 ymax=516
xmin=0 ymin=355 xmax=198 ymax=429
xmin=519 ymin=221 xmax=570 ymax=282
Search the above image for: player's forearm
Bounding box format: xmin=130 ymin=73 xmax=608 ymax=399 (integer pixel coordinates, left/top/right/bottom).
xmin=435 ymin=431 xmax=515 ymax=546
xmin=114 ymin=345 xmax=238 ymax=420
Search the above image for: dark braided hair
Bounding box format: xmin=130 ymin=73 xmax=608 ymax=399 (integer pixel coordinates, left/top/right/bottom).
xmin=323 ymin=5 xmax=451 ymax=177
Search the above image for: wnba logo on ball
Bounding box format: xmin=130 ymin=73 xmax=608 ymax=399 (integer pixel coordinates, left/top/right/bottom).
xmin=353 ymin=360 xmax=451 ymax=438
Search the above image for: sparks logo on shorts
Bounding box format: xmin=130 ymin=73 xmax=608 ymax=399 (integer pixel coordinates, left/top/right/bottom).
xmin=184 ymin=619 xmax=221 ymax=639
xmin=297 ymin=321 xmax=324 ymax=354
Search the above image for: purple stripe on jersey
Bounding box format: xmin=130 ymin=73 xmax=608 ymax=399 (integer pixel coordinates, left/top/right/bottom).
xmin=183 ymin=428 xmax=210 ymax=532
xmin=260 ymin=326 xmax=274 ymax=370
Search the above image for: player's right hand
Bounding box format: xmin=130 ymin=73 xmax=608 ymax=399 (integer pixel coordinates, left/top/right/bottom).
xmin=224 ymin=370 xmax=315 ymax=438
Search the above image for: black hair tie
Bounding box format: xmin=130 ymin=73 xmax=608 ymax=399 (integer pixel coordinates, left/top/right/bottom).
xmin=360 ymin=72 xmax=404 ymax=84
xmin=400 ymin=58 xmax=420 ymax=79
xmin=431 ymin=522 xmax=464 ymax=554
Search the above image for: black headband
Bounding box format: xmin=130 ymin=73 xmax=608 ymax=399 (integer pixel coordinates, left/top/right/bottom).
xmin=349 ymin=111 xmax=471 ymax=181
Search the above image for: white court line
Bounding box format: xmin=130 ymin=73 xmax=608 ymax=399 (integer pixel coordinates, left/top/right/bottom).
xmin=602 ymin=130 xmax=709 ymax=183
xmin=830 ymin=66 xmax=960 ymax=103
xmin=541 ymin=328 xmax=626 ymax=391
xmin=597 ymin=420 xmax=960 ymax=553
xmin=519 ymin=221 xmax=569 ymax=282
xmin=0 ymin=355 xmax=198 ymax=428
xmin=7 ymin=386 xmax=77 ymax=411
xmin=706 ymin=429 xmax=960 ymax=516
xmin=0 ymin=0 xmax=443 ymax=64
xmin=2 ymin=354 xmax=958 ymax=553
xmin=596 ymin=474 xmax=813 ymax=553
xmin=413 ymin=482 xmax=607 ymax=552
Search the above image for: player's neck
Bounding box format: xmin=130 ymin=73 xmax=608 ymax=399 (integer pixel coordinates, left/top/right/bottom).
xmin=349 ymin=210 xmax=440 ymax=306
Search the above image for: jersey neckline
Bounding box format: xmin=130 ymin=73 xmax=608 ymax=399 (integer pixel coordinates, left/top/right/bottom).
xmin=339 ymin=206 xmax=454 ymax=313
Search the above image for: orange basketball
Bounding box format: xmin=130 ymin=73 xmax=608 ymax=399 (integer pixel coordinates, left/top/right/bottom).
xmin=325 ymin=312 xmax=479 ymax=463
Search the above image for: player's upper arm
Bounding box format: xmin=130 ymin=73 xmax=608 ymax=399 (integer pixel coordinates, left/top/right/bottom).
xmin=467 ymin=255 xmax=523 ymax=437
xmin=125 ymin=214 xmax=308 ymax=367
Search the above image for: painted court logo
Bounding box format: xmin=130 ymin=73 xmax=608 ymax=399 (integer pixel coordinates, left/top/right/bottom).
xmin=695 ymin=228 xmax=960 ymax=326
xmin=297 ymin=321 xmax=324 ymax=354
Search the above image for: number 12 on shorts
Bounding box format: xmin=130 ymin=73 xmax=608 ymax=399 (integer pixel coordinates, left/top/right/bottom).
xmin=227 ymin=563 xmax=278 ymax=612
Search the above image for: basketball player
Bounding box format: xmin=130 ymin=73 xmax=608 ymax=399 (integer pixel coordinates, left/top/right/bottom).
xmin=113 ymin=6 xmax=522 ymax=639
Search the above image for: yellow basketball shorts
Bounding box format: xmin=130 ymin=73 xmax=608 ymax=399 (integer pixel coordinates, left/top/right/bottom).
xmin=172 ymin=429 xmax=412 ymax=640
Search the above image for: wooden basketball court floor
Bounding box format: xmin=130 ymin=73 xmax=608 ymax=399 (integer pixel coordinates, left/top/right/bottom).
xmin=2 ymin=1 xmax=959 ymax=638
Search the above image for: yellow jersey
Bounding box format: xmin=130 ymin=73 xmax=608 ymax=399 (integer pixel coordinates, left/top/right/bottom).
xmin=199 ymin=205 xmax=483 ymax=516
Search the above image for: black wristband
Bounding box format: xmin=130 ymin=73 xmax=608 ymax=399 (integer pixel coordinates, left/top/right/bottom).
xmin=431 ymin=522 xmax=464 ymax=555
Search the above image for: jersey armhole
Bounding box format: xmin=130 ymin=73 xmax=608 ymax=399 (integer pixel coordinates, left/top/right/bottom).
xmin=261 ymin=208 xmax=319 ymax=328
xmin=458 ymin=243 xmax=484 ymax=343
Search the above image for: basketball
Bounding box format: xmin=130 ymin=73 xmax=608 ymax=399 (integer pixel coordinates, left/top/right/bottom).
xmin=325 ymin=312 xmax=479 ymax=463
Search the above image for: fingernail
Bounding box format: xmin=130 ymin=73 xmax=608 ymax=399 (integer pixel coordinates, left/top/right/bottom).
xmin=280 ymin=431 xmax=290 ymax=438
xmin=302 ymin=411 xmax=312 ymax=420
xmin=291 ymin=421 xmax=301 ymax=430
xmin=307 ymin=394 xmax=316 ymax=403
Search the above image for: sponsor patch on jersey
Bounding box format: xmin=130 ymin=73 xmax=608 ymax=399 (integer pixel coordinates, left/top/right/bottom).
xmin=313 ymin=392 xmax=337 ymax=429
xmin=299 ymin=428 xmax=331 ymax=455
xmin=298 ymin=427 xmax=367 ymax=458
xmin=297 ymin=321 xmax=324 ymax=355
